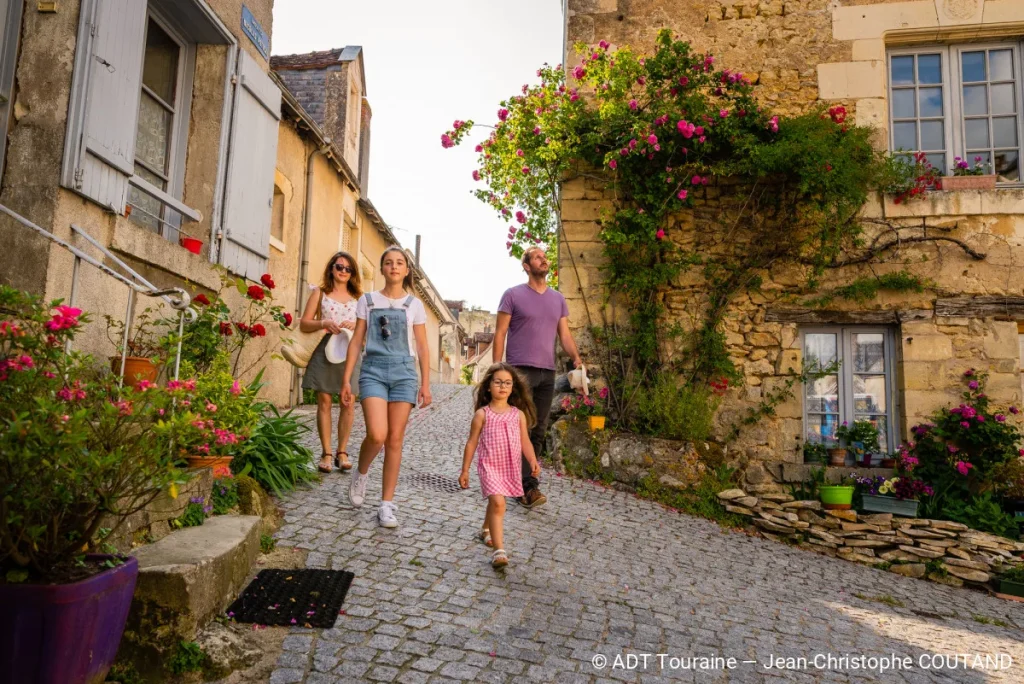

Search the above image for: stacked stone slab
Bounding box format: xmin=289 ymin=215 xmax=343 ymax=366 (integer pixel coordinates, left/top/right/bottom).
xmin=718 ymin=488 xmax=1024 ymax=589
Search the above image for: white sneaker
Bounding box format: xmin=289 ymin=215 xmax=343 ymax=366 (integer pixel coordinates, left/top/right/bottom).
xmin=378 ymin=501 xmax=398 ymax=528
xmin=348 ymin=472 xmax=368 ymax=508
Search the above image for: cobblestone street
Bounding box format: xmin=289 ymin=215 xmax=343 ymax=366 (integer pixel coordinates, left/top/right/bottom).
xmin=269 ymin=385 xmax=1024 ymax=683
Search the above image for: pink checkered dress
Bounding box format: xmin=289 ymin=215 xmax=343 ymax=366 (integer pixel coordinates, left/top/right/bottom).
xmin=476 ymin=405 xmax=524 ymax=498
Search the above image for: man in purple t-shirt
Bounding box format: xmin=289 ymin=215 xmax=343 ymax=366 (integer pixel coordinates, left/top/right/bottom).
xmin=493 ymin=246 xmax=582 ymax=508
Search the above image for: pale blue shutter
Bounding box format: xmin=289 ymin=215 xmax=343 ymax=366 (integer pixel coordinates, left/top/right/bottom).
xmin=61 ymin=0 xmax=147 ymax=213
xmin=219 ymin=49 xmax=281 ymax=280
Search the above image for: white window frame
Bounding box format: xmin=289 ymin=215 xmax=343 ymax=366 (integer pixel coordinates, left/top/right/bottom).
xmin=0 ymin=0 xmax=23 ymax=177
xmin=888 ymin=41 xmax=1024 ymax=186
xmin=801 ymin=327 xmax=899 ymax=454
xmin=127 ymin=9 xmax=196 ymax=240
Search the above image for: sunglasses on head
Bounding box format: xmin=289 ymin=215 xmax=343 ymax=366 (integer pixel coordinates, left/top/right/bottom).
xmin=333 ymin=263 xmax=354 ymax=274
xmin=378 ymin=315 xmax=391 ymax=339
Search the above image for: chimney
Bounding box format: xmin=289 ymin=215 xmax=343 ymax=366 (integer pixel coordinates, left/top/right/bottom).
xmin=414 ymin=235 xmax=421 ymax=265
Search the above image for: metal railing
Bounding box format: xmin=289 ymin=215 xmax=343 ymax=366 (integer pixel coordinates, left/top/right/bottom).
xmin=0 ymin=203 xmax=194 ymax=383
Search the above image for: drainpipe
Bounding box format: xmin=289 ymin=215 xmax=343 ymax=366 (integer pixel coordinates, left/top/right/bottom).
xmin=290 ymin=140 xmax=332 ymax=406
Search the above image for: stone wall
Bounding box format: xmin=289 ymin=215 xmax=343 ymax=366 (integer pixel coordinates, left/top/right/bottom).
xmin=718 ymin=486 xmax=1024 ymax=590
xmin=559 ymin=0 xmax=1024 ymax=481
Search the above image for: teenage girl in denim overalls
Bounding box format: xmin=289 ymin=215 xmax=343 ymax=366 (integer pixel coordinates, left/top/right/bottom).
xmin=342 ymin=246 xmax=432 ymax=528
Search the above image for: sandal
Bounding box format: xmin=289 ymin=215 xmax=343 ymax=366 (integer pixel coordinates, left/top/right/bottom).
xmin=335 ymin=451 xmax=353 ymax=471
xmin=477 ymin=528 xmax=493 ymax=548
xmin=317 ymin=452 xmax=333 ymax=474
xmin=491 ymin=549 xmax=508 ymax=568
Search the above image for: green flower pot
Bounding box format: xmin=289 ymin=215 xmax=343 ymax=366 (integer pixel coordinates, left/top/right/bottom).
xmin=819 ymin=485 xmax=855 ymax=510
xmin=1000 ymin=578 xmax=1024 ymax=598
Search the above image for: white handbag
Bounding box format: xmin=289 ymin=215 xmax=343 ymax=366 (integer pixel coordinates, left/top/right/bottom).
xmin=280 ymin=289 xmax=327 ymax=369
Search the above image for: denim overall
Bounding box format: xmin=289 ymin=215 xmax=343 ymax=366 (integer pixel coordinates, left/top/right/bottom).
xmin=358 ymin=293 xmax=419 ymax=404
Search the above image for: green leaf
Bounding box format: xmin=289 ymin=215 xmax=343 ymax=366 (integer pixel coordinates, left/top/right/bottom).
xmin=5 ymin=569 xmax=29 ymax=583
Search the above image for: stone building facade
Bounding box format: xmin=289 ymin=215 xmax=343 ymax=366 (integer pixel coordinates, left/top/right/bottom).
xmin=561 ymin=0 xmax=1024 ymax=487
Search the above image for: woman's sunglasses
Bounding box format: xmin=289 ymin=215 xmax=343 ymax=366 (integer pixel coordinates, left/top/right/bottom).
xmin=333 ymin=263 xmax=354 ymax=274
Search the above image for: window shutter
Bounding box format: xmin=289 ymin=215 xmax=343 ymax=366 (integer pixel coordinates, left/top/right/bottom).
xmin=219 ymin=49 xmax=281 ymax=280
xmin=62 ymin=0 xmax=147 ymax=213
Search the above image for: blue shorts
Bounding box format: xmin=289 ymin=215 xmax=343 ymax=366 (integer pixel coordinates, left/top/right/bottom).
xmin=359 ymin=356 xmax=419 ymax=404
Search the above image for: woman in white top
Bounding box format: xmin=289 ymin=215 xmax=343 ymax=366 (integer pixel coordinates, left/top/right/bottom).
xmin=300 ymin=251 xmax=361 ymax=474
xmin=341 ymin=246 xmax=432 ymax=528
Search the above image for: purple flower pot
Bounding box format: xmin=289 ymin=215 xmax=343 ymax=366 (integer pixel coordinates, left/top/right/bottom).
xmin=0 ymin=555 xmax=138 ymax=684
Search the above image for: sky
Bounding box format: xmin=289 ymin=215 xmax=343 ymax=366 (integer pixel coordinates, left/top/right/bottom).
xmin=271 ymin=1 xmax=566 ymax=312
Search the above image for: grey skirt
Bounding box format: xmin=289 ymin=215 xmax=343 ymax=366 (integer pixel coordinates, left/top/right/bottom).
xmin=302 ymin=334 xmax=359 ymax=396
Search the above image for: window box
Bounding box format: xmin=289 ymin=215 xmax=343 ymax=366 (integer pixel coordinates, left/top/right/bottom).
xmin=941 ymin=174 xmax=998 ymax=191
xmin=861 ymin=494 xmax=919 ymax=518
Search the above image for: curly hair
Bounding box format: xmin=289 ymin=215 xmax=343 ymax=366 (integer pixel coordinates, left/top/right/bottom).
xmin=474 ymin=363 xmax=537 ymax=428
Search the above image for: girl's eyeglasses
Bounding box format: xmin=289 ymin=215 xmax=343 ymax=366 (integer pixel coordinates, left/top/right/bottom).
xmin=378 ymin=315 xmax=391 ymax=339
xmin=491 ymin=379 xmax=514 ymax=388
xmin=333 ymin=263 xmax=354 ymax=274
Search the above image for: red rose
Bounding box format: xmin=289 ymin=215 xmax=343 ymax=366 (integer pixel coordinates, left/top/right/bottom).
xmin=194 ymin=293 xmax=211 ymax=306
xmin=260 ymin=274 xmax=275 ymax=290
xmin=282 ymin=312 xmax=293 ymax=327
xmin=248 ymin=327 xmax=259 ymax=337
xmin=247 ymin=285 xmax=266 ymax=301
xmin=219 ymin=322 xmax=233 ymax=336
xmin=252 ymin=323 xmax=267 ymax=337
xmin=235 ymin=322 xmax=249 ymax=333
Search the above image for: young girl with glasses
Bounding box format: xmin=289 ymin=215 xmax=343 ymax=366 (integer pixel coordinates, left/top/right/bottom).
xmin=300 ymin=251 xmax=361 ymax=473
xmin=342 ymin=246 xmax=432 ymax=528
xmin=458 ymin=363 xmax=540 ymax=567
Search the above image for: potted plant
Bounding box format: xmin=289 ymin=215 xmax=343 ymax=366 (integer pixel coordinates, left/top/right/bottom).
xmin=104 ymin=308 xmax=166 ymax=389
xmin=835 ymin=420 xmax=881 ymax=467
xmin=0 ymin=288 xmax=185 ymax=683
xmin=879 ymin=454 xmax=897 ymax=469
xmin=819 ymin=475 xmax=857 ymax=510
xmin=999 ymin=564 xmax=1024 ymax=598
xmin=560 ymin=386 xmax=608 ymax=431
xmin=803 ymin=441 xmax=827 ymax=465
xmin=992 ymin=456 xmax=1024 ymax=532
xmin=942 ymin=155 xmax=996 ymax=191
xmin=856 ymin=475 xmax=932 ymax=517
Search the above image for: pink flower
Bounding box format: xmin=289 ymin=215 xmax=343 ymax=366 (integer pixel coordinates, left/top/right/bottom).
xmin=955 ymin=461 xmax=974 ymax=476
xmin=608 ymin=160 xmax=617 ymax=170
xmin=655 ymin=229 xmax=666 ymax=240
xmin=497 ymin=108 xmax=509 ymax=121
xmin=452 ymin=120 xmax=464 ymax=130
xmin=996 ymin=414 xmax=1006 ymax=422
xmin=46 ymin=305 xmax=83 ymax=331
xmin=647 ymin=134 xmax=657 ymax=145
xmin=1012 ymin=406 xmax=1020 ymax=415
xmin=691 ymin=175 xmax=702 ymax=185
xmin=960 ymin=421 xmax=970 ymax=429
xmin=572 ymin=66 xmax=585 ymax=80
xmin=968 ymin=380 xmax=979 ymax=390
xmin=472 ymin=170 xmax=481 ymax=181
xmin=678 ymin=76 xmax=689 ymax=86
xmin=533 ymin=126 xmax=541 ymax=135
xmin=516 ymin=211 xmax=527 ymax=224
xmin=719 ymin=109 xmax=729 ymax=118
xmin=768 ymin=115 xmax=779 ymax=133
xmin=677 ymin=120 xmax=695 ymax=138
xmin=521 ymin=166 xmax=530 ymax=175
xmin=135 ymin=379 xmax=155 ymax=391
xmin=598 ymin=386 xmax=610 ymax=399
xmin=206 ymin=402 xmax=218 ymax=413
xmin=964 ymin=369 xmax=975 ymax=377
xmin=629 ymin=100 xmax=638 ymax=110
xmin=598 ymin=40 xmax=610 ymax=50
xmin=677 ymin=190 xmax=688 ymax=200
xmin=230 ymin=380 xmax=242 ymax=396
xmin=112 ymin=400 xmax=133 ymax=416
xmin=440 ymin=133 xmax=453 ymax=149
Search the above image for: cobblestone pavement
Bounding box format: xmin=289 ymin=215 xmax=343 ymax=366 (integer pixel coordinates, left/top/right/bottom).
xmin=269 ymin=385 xmax=1024 ymax=683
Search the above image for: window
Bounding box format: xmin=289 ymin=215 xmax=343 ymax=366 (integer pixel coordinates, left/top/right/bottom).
xmin=128 ymin=17 xmax=193 ymax=238
xmin=271 ymin=186 xmax=285 ymax=243
xmin=888 ymin=43 xmax=1023 ymax=183
xmin=802 ymin=327 xmax=897 ymax=452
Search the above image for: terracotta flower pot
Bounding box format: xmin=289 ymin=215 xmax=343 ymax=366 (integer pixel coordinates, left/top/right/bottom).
xmin=186 ymin=455 xmax=233 ymax=470
xmin=110 ymin=356 xmax=158 ymax=390
xmin=880 ymin=458 xmax=897 ymax=469
xmin=941 ymin=175 xmax=997 ymax=191
xmin=827 ymin=447 xmax=848 ymax=467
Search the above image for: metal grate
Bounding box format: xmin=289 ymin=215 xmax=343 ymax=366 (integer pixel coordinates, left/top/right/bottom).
xmin=403 ymin=472 xmax=465 ymax=493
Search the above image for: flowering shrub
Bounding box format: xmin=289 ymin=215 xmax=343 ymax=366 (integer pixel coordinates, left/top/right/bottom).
xmin=879 ymin=152 xmax=942 ymax=204
xmin=904 ymin=369 xmax=1022 ymax=518
xmin=211 ymin=475 xmax=239 ymax=515
xmin=0 ymin=287 xmax=185 ymax=579
xmin=952 ymin=155 xmax=991 ymax=177
xmin=173 ymin=497 xmax=210 ymax=528
xmin=444 ymin=29 xmax=882 ymax=434
xmin=561 ymin=386 xmax=609 ymax=419
xmin=855 ymin=475 xmax=933 ymax=500
xmin=167 ymin=272 xmax=291 ymax=376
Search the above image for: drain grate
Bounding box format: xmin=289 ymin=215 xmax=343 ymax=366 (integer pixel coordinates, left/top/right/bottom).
xmin=225 ymin=569 xmax=354 ymax=628
xmin=403 ymin=472 xmax=465 ymax=493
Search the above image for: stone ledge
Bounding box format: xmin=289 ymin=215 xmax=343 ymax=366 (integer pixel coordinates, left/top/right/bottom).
xmin=111 ymin=216 xmax=221 ymax=291
xmin=779 ymin=463 xmax=894 ymax=484
xmin=122 ymin=515 xmax=262 ymax=675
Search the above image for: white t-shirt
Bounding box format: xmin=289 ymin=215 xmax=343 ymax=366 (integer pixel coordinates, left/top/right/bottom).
xmin=355 ymin=291 xmax=427 ymax=357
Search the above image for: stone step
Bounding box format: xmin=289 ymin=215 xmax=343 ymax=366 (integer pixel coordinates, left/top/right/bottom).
xmin=122 ymin=515 xmax=262 ymax=673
